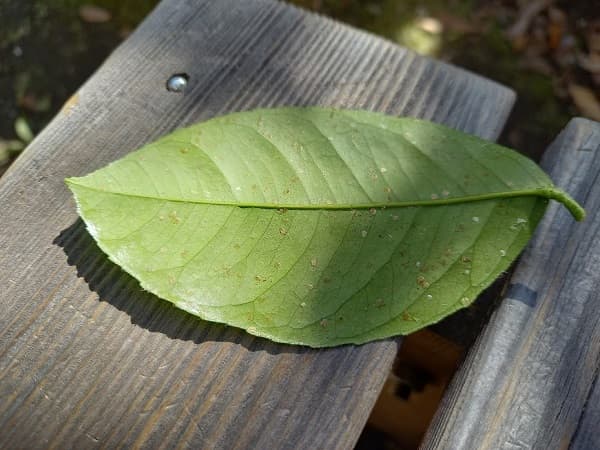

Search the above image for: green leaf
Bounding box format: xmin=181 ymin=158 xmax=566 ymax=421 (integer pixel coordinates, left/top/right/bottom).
xmin=14 ymin=117 xmax=34 ymax=144
xmin=66 ymin=107 xmax=584 ymax=347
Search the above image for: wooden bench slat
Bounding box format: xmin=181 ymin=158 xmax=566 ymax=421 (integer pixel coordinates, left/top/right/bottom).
xmin=0 ymin=0 xmax=514 ymax=447
xmin=571 ymin=365 xmax=600 ymax=450
xmin=422 ymin=117 xmax=600 ymax=450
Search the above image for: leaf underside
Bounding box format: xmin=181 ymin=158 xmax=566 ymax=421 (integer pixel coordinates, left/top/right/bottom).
xmin=66 ymin=107 xmax=583 ymax=347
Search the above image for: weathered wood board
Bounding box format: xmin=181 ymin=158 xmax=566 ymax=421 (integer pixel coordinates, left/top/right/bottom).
xmin=421 ymin=118 xmax=600 ymax=450
xmin=0 ymin=0 xmax=514 ymax=447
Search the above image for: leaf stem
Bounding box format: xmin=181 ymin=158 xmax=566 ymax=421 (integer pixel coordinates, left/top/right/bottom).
xmin=539 ymin=187 xmax=586 ymax=221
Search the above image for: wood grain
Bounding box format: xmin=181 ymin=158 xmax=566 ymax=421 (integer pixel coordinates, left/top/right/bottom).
xmin=421 ymin=118 xmax=600 ymax=450
xmin=571 ymin=365 xmax=600 ymax=450
xmin=0 ymin=0 xmax=514 ymax=447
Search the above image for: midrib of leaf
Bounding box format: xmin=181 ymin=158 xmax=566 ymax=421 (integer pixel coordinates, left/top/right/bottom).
xmin=65 ymin=179 xmax=585 ymax=220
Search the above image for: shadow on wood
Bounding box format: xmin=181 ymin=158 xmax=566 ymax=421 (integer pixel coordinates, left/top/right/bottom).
xmin=53 ymin=219 xmax=305 ymax=353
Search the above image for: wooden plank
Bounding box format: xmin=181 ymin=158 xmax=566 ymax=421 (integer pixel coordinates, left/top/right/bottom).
xmin=421 ymin=118 xmax=600 ymax=450
xmin=0 ymin=0 xmax=515 ymax=447
xmin=571 ymin=369 xmax=600 ymax=450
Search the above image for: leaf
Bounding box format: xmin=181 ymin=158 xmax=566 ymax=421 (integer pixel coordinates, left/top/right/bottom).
xmin=66 ymin=107 xmax=584 ymax=347
xmin=14 ymin=117 xmax=33 ymax=143
xmin=568 ymin=83 xmax=600 ymax=122
xmin=79 ymin=5 xmax=112 ymax=23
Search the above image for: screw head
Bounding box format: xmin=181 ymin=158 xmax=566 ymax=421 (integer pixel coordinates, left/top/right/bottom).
xmin=166 ymin=74 xmax=188 ymax=92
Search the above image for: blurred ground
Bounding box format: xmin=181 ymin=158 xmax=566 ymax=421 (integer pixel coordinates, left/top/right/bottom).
xmin=295 ymin=1 xmax=600 ymax=153
xmin=1 ymin=1 xmax=599 ymax=176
